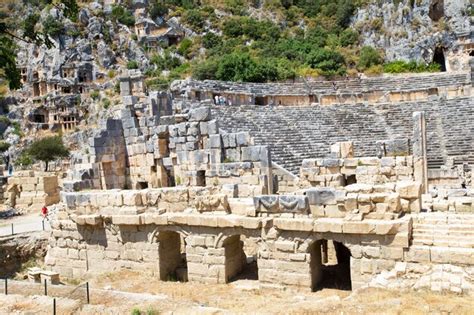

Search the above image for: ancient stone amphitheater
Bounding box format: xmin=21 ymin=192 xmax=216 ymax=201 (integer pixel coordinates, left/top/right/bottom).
xmin=38 ymin=67 xmax=474 ymax=294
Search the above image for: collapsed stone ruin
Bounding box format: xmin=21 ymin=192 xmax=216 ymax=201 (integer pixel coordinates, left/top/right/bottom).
xmin=42 ymin=67 xmax=474 ymax=294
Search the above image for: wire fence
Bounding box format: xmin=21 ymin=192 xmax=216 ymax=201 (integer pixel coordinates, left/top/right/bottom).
xmin=1 ymin=278 xmax=90 ymax=305
xmin=0 ymin=219 xmax=51 ymax=237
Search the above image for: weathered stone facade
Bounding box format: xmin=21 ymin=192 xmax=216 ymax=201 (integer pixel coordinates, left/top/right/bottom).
xmin=43 ymin=69 xmax=474 ymax=294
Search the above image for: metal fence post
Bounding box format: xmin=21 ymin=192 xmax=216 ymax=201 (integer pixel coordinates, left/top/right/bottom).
xmin=53 ymin=298 xmax=56 ymax=315
xmin=42 ymin=220 xmax=45 ymax=231
xmin=86 ymin=282 xmax=90 ymax=304
xmin=44 ymin=279 xmax=48 ymax=296
xmin=11 ymin=223 xmax=13 ymax=235
xmin=4 ymin=278 xmax=7 ymax=295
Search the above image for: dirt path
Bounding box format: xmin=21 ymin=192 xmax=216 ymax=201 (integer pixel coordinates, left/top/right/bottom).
xmin=0 ymin=213 xmax=50 ymax=236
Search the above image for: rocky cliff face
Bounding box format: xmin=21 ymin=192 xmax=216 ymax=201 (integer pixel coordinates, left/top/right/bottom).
xmin=352 ymin=0 xmax=471 ymax=71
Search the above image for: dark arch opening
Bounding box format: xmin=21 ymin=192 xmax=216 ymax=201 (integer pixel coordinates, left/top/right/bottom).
xmin=309 ymin=240 xmax=352 ymax=291
xmin=428 ymin=0 xmax=444 ymax=21
xmin=433 ymin=47 xmax=446 ymax=72
xmin=223 ymin=235 xmax=259 ymax=282
xmin=158 ymin=231 xmax=188 ymax=282
xmin=136 ymin=181 xmax=148 ymax=189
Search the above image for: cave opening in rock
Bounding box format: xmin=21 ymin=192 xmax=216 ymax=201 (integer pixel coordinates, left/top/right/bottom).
xmin=433 ymin=47 xmax=446 ymax=72
xmin=428 ymin=0 xmax=444 ymax=21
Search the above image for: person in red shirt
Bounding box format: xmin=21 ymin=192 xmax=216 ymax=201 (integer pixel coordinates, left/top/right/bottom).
xmin=41 ymin=206 xmax=48 ymax=220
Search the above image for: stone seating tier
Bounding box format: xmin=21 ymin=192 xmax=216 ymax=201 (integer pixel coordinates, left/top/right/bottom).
xmin=212 ymin=96 xmax=474 ymax=174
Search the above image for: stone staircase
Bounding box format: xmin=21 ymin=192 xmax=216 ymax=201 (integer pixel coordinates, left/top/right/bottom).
xmin=213 ymin=96 xmax=474 ymax=174
xmin=412 ymin=213 xmax=474 ymax=248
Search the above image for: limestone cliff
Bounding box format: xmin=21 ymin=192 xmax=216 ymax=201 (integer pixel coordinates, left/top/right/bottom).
xmin=352 ymin=0 xmax=472 ymax=70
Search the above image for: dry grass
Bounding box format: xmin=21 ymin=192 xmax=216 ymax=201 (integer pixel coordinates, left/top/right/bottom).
xmin=3 ymin=270 xmax=474 ymax=314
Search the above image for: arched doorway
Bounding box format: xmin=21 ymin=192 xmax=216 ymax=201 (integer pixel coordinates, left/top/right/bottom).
xmin=158 ymin=231 xmax=188 ymax=282
xmin=309 ymin=240 xmax=352 ymax=291
xmin=223 ymin=235 xmax=259 ymax=282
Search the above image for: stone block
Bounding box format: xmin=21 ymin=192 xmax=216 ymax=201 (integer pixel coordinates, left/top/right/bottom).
xmin=188 ymin=107 xmax=211 ymax=122
xmin=236 ymin=132 xmax=251 ymax=146
xmin=209 ymin=134 xmax=222 ymax=149
xmin=305 ymin=188 xmax=337 ymax=205
xmin=222 ymin=133 xmax=237 ymax=148
xmin=278 ymin=195 xmax=309 ymax=213
xmin=274 ymin=218 xmax=314 ymax=231
xmin=112 ymin=215 xmax=141 ymax=225
xmin=274 ymin=240 xmax=296 ymax=252
xmin=342 ymin=221 xmax=374 ymax=234
xmin=241 ymin=146 xmax=262 ymax=162
xmin=314 ymin=218 xmax=343 ymax=233
xmin=395 ymin=181 xmax=421 ymax=200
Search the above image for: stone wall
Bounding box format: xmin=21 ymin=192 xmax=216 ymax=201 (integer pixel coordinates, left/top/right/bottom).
xmin=7 ymin=171 xmax=60 ymax=211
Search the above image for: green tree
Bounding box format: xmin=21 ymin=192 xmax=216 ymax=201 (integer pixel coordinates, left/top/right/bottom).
xmin=306 ymin=48 xmax=346 ymax=76
xmin=216 ymin=53 xmax=258 ymax=82
xmin=27 ymin=136 xmax=70 ymax=171
xmin=192 ymin=58 xmax=218 ymax=80
xmin=358 ymin=46 xmax=383 ymax=70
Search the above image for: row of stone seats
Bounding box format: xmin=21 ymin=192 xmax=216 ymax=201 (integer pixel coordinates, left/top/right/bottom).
xmin=182 ymin=72 xmax=470 ymax=96
xmin=212 ymin=96 xmax=473 ymax=174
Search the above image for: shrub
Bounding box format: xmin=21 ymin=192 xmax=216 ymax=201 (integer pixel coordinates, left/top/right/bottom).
xmin=0 ymin=116 xmax=10 ymax=125
xmin=127 ymin=60 xmax=140 ymax=69
xmin=370 ymin=18 xmax=383 ymax=30
xmin=383 ymin=60 xmax=441 ymax=73
xmin=364 ymin=64 xmax=383 ymax=75
xmin=224 ymin=0 xmax=247 ymax=15
xmin=340 ymin=28 xmax=359 ymax=46
xmin=182 ymin=9 xmax=205 ymax=32
xmin=358 ymin=46 xmax=383 ymax=70
xmin=222 ymin=18 xmax=244 ymax=37
xmin=111 ymin=5 xmax=135 ymax=27
xmin=150 ymin=53 xmax=181 ymax=70
xmin=202 ymin=32 xmax=222 ymax=49
xmin=43 ymin=15 xmax=65 ymax=37
xmin=11 ymin=122 xmax=23 ymax=137
xmin=177 ymin=38 xmax=192 ymax=57
xmin=0 ymin=141 xmax=10 ymax=152
xmin=90 ymin=90 xmax=100 ymax=100
xmin=102 ymin=98 xmax=111 ymax=109
xmin=150 ymin=2 xmax=169 ymax=19
xmin=27 ymin=136 xmax=70 ymax=171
